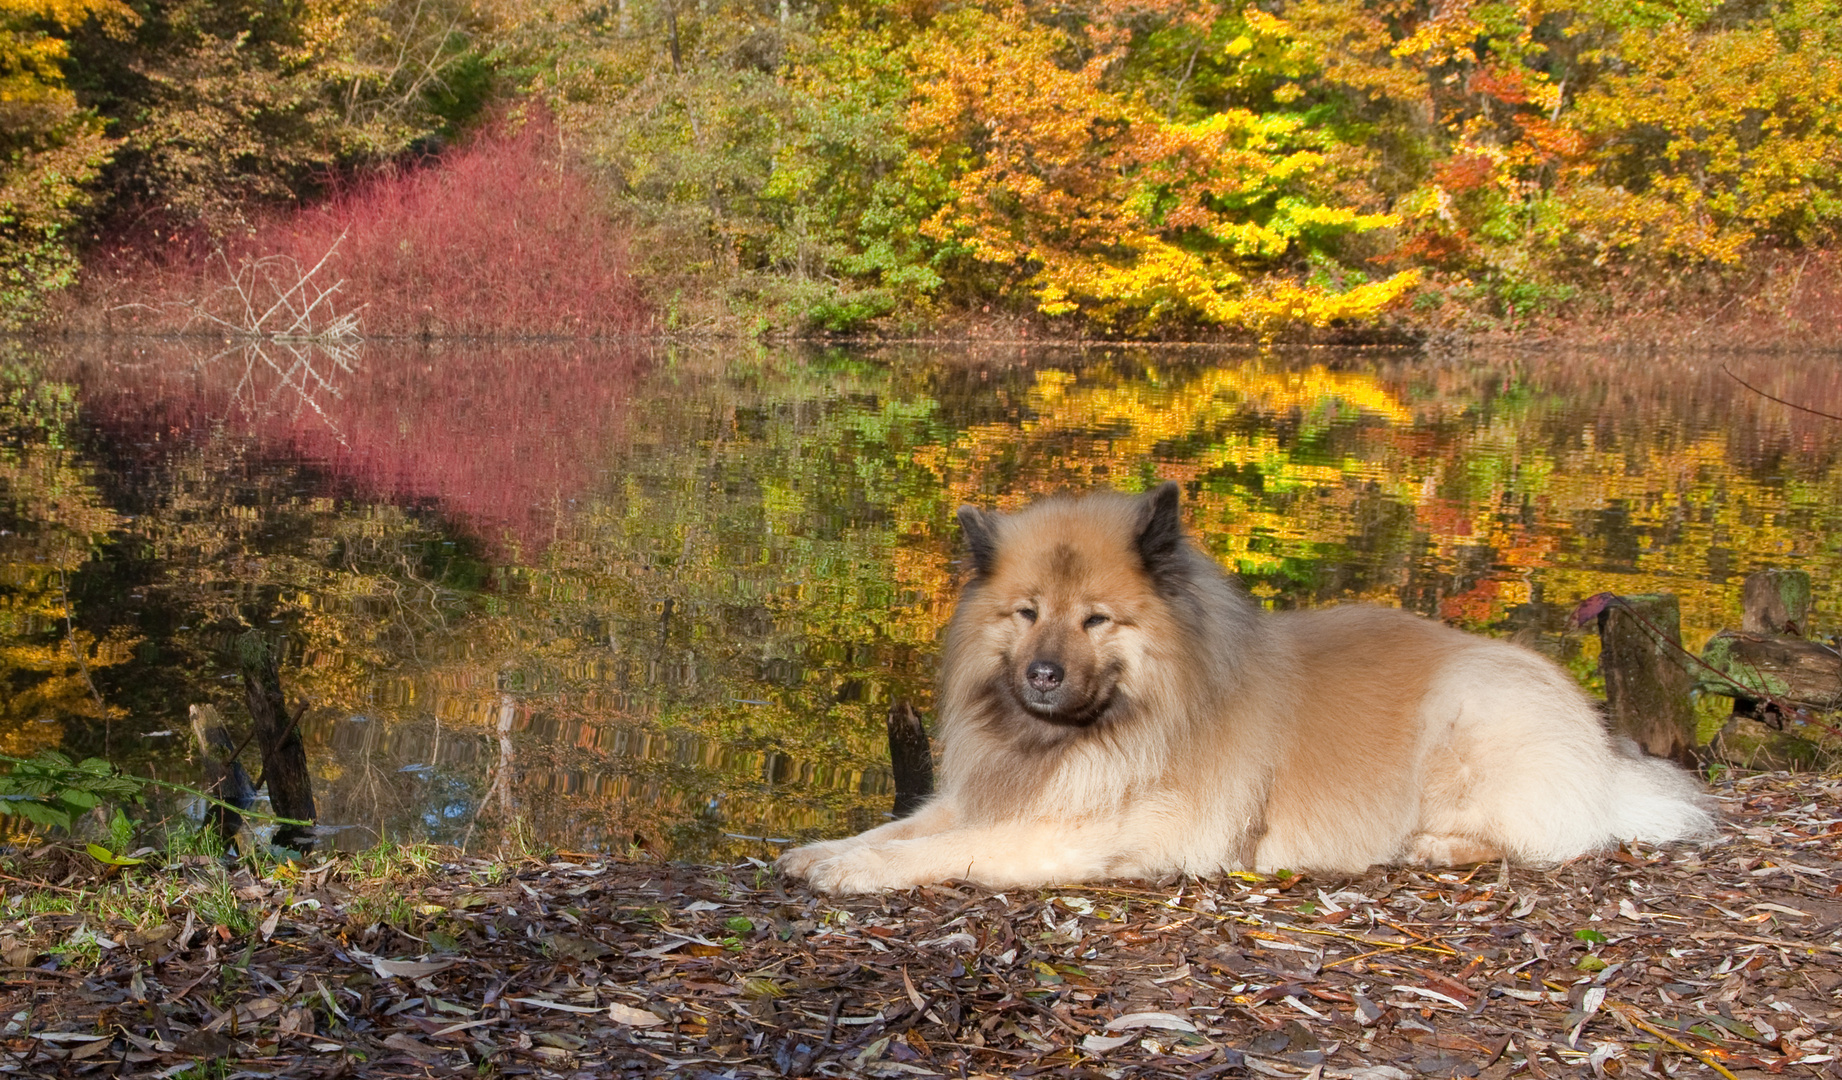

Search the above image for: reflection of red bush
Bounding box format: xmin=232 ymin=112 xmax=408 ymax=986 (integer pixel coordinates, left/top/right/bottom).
xmin=71 ymin=341 xmax=648 ymax=560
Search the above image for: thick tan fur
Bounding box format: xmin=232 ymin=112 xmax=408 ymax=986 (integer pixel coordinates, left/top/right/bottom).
xmin=778 ymin=484 xmax=1714 ymax=893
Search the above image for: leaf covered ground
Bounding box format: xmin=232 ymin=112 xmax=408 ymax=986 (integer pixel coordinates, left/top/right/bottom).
xmin=3 ymin=770 xmax=1840 ymax=1079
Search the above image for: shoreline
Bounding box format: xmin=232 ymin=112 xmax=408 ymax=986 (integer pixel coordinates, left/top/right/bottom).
xmin=24 ymin=235 xmax=1842 ymax=355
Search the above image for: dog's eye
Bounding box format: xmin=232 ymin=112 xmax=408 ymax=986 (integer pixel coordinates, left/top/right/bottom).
xmin=1083 ymin=613 xmax=1110 ymax=630
xmin=1016 ymin=608 xmax=1037 ymax=623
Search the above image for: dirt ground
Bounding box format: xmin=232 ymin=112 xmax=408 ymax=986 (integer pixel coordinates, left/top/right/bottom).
xmin=3 ymin=768 xmax=1840 ymax=1079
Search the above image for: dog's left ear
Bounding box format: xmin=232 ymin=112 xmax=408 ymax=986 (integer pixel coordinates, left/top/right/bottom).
xmin=1134 ymin=481 xmax=1185 ymax=579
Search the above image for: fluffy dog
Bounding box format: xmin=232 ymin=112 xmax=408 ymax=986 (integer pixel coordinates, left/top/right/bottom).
xmin=778 ymin=483 xmax=1713 ymax=893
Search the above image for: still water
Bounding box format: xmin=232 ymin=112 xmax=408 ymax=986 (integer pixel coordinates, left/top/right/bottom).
xmin=3 ymin=340 xmax=1839 ymax=859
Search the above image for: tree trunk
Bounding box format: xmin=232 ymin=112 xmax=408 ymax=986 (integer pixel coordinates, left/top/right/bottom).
xmin=665 ymin=0 xmax=682 ymax=73
xmin=1596 ymin=593 xmax=1697 ymax=765
xmin=886 ymin=700 xmax=934 ymax=818
xmin=237 ymin=633 xmax=316 ymax=851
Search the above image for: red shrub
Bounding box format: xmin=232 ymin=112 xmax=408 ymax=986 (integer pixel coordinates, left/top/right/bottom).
xmin=102 ymin=110 xmax=651 ymax=339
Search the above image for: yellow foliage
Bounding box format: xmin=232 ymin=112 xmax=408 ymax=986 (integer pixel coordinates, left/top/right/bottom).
xmin=1567 ymin=12 xmax=1842 ymax=261
xmin=908 ymin=5 xmax=1414 ymax=330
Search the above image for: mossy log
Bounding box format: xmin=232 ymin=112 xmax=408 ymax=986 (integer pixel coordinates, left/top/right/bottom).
xmin=1695 ymin=630 xmax=1842 ymax=713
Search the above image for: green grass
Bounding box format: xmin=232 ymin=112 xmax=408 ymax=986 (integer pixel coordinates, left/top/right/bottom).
xmin=0 ymin=835 xmax=539 ymax=970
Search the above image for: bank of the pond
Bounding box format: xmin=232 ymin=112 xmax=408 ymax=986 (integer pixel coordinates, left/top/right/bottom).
xmin=42 ymin=227 xmax=1842 ymax=353
xmin=3 ymin=769 xmax=1839 ymax=1079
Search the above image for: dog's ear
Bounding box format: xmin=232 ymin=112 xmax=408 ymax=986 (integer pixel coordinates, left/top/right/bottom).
xmin=1134 ymin=482 xmax=1186 ymax=580
xmin=957 ymin=505 xmax=997 ymax=576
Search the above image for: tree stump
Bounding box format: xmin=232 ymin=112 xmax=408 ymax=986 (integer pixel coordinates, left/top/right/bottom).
xmin=1596 ymin=593 xmax=1697 ymax=765
xmin=886 ymin=700 xmax=935 ymax=818
xmin=236 ymin=632 xmax=317 ymax=851
xmin=1742 ymin=569 xmax=1813 ymax=636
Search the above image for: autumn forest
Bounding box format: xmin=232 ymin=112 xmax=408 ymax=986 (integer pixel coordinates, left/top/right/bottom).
xmin=8 ymin=0 xmax=1842 ymax=335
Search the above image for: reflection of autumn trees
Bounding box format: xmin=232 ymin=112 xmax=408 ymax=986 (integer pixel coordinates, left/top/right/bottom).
xmin=0 ymin=358 xmax=137 ymax=762
xmin=921 ymin=355 xmax=1842 ymax=658
xmin=9 ymin=343 xmax=1841 ymax=855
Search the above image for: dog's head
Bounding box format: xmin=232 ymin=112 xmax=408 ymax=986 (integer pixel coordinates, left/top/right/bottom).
xmin=952 ymin=482 xmax=1191 ymax=728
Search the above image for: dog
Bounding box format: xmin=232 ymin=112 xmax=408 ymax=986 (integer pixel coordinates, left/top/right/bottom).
xmin=777 ymin=483 xmax=1714 ymax=893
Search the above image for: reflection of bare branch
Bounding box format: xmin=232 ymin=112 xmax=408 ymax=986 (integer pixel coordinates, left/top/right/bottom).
xmin=166 ymin=337 xmax=361 ymax=446
xmin=1723 ymin=365 xmax=1842 ymax=423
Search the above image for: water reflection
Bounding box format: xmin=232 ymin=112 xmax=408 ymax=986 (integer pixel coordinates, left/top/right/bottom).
xmin=4 ymin=340 xmax=1839 ymax=859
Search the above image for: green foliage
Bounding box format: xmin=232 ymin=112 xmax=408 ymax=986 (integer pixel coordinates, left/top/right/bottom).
xmin=0 ymin=0 xmax=130 ymax=323
xmin=66 ymin=0 xmax=485 ymax=230
xmin=0 ymin=749 xmax=142 ymax=831
xmin=763 ymin=18 xmax=945 ymax=319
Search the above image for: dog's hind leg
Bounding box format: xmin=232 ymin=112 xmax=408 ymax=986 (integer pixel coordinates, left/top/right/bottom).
xmin=1417 ymin=643 xmax=1711 ymax=864
xmin=1406 ymin=833 xmax=1502 ymax=867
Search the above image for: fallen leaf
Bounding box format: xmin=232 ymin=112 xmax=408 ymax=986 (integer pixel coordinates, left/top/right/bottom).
xmin=547 ymin=933 xmax=611 ymax=961
xmin=371 ymin=957 xmax=457 ymax=980
xmin=509 ymin=996 xmax=603 ymax=1014
xmin=383 ymin=1032 xmax=445 ymax=1058
xmin=1104 ymin=1011 xmax=1197 ymax=1033
xmin=607 ymin=1002 xmax=666 ymax=1027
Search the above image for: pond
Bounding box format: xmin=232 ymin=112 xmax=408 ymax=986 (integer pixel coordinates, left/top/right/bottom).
xmin=3 ymin=339 xmax=1840 ymax=860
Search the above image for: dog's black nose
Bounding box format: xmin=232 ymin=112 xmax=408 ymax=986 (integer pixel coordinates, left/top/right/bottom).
xmin=1027 ymin=661 xmax=1064 ymax=692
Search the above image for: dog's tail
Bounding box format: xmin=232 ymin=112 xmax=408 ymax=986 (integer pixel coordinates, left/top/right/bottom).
xmin=1603 ymin=749 xmax=1718 ymax=843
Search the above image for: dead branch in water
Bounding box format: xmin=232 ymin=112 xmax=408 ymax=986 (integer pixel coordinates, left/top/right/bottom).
xmin=116 ymin=232 xmax=364 ymax=343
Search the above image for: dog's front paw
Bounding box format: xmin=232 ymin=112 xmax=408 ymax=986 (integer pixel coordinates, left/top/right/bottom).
xmin=801 ymin=844 xmax=925 ymax=894
xmin=776 ymin=840 xmax=852 ymax=881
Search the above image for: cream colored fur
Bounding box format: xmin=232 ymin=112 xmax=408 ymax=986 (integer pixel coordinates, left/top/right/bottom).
xmin=778 ymin=485 xmax=1714 ymax=893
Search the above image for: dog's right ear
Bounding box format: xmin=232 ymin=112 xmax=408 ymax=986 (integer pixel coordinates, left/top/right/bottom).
xmin=957 ymin=505 xmax=997 ymax=576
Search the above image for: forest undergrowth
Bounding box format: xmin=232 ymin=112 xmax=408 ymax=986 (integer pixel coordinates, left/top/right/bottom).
xmin=3 ymin=769 xmax=1840 ymax=1078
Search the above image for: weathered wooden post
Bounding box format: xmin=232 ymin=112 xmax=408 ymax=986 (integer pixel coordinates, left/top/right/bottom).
xmin=1742 ymin=569 xmax=1813 ymax=636
xmin=886 ymin=700 xmax=934 ymax=818
xmin=1596 ymin=594 xmax=1697 ymax=765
